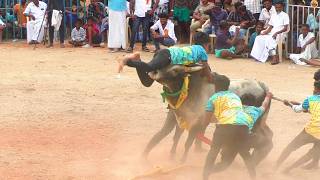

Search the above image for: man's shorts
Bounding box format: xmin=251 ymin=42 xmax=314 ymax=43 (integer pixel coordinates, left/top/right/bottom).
xmin=215 ymin=46 xmax=236 ymax=58
xmin=173 ymin=7 xmax=190 ymax=22
xmin=92 ymin=34 xmax=102 ymax=44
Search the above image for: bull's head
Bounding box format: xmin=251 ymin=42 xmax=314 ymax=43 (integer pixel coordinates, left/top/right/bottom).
xmin=148 ymin=64 xmax=204 ymax=92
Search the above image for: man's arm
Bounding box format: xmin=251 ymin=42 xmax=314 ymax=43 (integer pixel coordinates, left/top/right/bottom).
xmin=129 ymin=0 xmax=135 ymax=18
xmin=272 ymin=24 xmax=288 ymax=39
xmin=301 ymin=37 xmax=316 ymax=51
xmin=261 ymin=92 xmax=273 ymax=110
xmin=226 ymin=27 xmax=240 ymax=45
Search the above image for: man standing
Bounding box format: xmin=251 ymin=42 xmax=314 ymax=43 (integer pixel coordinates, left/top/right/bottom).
xmin=127 ymin=0 xmax=159 ymax=52
xmin=108 ymin=0 xmax=127 ymax=52
xmin=47 ymin=0 xmax=65 ymax=48
xmin=24 ymin=0 xmax=47 ymax=44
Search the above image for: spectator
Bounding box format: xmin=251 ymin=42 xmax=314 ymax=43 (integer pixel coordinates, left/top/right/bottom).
xmin=204 ymin=2 xmax=228 ymax=35
xmin=259 ymin=0 xmax=276 ymax=28
xmin=248 ymin=21 xmax=263 ymax=49
xmin=223 ymin=0 xmax=234 ymax=14
xmin=13 ymin=0 xmax=27 ymax=28
xmin=127 ymin=0 xmax=158 ymax=52
xmin=190 ymin=0 xmax=214 ymax=34
xmin=88 ymin=0 xmax=106 ymax=23
xmin=108 ymin=0 xmax=127 ymax=52
xmin=227 ymin=2 xmax=256 ymax=39
xmin=153 ymin=0 xmax=172 ymax=22
xmin=150 ymin=13 xmax=177 ymax=52
xmin=289 ymin=24 xmax=318 ymax=66
xmin=173 ymin=0 xmax=193 ymax=43
xmin=23 ymin=0 xmax=47 ymax=44
xmin=69 ymin=19 xmax=86 ymax=47
xmin=83 ymin=16 xmax=102 ymax=48
xmin=47 ymin=0 xmax=65 ymax=48
xmin=215 ymin=21 xmax=243 ymax=59
xmin=0 ymin=16 xmax=5 ymax=43
xmin=250 ymin=1 xmax=289 ymax=65
xmin=244 ymin=0 xmax=261 ymax=20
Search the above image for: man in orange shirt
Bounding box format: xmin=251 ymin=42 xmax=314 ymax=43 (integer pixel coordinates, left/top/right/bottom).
xmin=14 ymin=0 xmax=28 ymax=28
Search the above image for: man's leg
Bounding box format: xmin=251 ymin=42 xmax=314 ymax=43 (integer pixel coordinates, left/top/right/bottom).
xmin=59 ymin=15 xmax=65 ymax=47
xmin=153 ymin=37 xmax=162 ymax=50
xmin=143 ymin=110 xmax=177 ymax=157
xmin=87 ymin=26 xmax=93 ymax=46
xmin=305 ymin=59 xmax=320 ymax=66
xmin=0 ymin=26 xmax=3 ymax=42
xmin=203 ymin=126 xmax=224 ymax=180
xmin=142 ymin=16 xmax=151 ymax=50
xmin=276 ymin=130 xmax=314 ymax=169
xmin=220 ymin=50 xmax=242 ymax=59
xmin=47 ymin=11 xmax=54 ymax=47
xmin=302 ymin=142 xmax=320 ymax=169
xmin=128 ymin=17 xmax=141 ymax=50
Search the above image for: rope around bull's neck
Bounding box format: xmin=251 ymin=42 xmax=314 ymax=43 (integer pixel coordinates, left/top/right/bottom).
xmin=160 ymin=76 xmax=190 ymax=110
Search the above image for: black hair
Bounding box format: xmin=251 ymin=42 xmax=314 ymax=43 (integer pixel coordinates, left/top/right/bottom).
xmin=241 ymin=93 xmax=257 ymax=106
xmin=263 ymin=0 xmax=272 ymax=3
xmin=301 ymin=24 xmax=310 ymax=29
xmin=314 ymin=69 xmax=320 ymax=81
xmin=158 ymin=13 xmax=169 ymax=19
xmin=219 ymin=20 xmax=229 ymax=30
xmin=214 ymin=75 xmax=230 ymax=92
xmin=256 ymin=21 xmax=264 ymax=27
xmin=87 ymin=16 xmax=96 ymax=22
xmin=193 ymin=32 xmax=209 ymax=46
xmin=75 ymin=19 xmax=83 ymax=25
xmin=238 ymin=5 xmax=247 ymax=12
xmin=274 ymin=0 xmax=284 ymax=5
xmin=314 ymin=81 xmax=320 ymax=89
xmin=234 ymin=2 xmax=243 ymax=10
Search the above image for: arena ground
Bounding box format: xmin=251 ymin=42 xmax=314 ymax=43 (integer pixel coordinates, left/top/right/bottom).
xmin=0 ymin=42 xmax=319 ymax=179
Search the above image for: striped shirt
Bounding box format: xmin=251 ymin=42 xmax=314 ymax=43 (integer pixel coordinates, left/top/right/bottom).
xmin=71 ymin=27 xmax=86 ymax=42
xmin=244 ymin=0 xmax=261 ymax=14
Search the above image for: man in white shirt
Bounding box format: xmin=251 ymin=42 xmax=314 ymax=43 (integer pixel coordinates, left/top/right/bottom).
xmin=127 ymin=0 xmax=159 ymax=52
xmin=24 ymin=0 xmax=47 ymax=44
xmin=250 ymin=1 xmax=289 ymax=65
xmin=290 ymin=24 xmax=319 ymax=66
xmin=259 ymin=0 xmax=276 ymax=28
xmin=150 ymin=13 xmax=177 ymax=51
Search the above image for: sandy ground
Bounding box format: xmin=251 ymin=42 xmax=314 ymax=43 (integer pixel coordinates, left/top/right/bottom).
xmin=0 ymin=42 xmax=319 ymax=180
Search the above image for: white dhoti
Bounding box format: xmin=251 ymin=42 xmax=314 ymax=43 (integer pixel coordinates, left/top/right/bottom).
xmin=107 ymin=9 xmax=127 ymax=49
xmin=289 ymin=43 xmax=318 ymax=65
xmin=27 ymin=19 xmax=45 ymax=43
xmin=250 ymin=34 xmax=279 ymax=63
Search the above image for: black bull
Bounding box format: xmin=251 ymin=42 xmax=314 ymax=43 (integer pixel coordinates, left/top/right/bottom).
xmin=133 ymin=64 xmax=273 ymax=164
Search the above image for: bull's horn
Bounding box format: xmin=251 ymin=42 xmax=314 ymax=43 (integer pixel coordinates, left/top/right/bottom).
xmin=184 ymin=65 xmax=204 ymax=73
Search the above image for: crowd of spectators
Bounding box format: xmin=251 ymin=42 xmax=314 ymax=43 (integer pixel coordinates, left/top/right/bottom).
xmin=1 ymin=0 xmax=320 ymax=66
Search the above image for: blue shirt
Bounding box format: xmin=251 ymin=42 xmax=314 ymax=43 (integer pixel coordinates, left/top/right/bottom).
xmin=249 ymin=32 xmax=258 ymax=49
xmin=168 ymin=45 xmax=208 ymax=65
xmin=108 ymin=0 xmax=127 ymax=11
xmin=206 ymin=91 xmax=252 ymax=128
xmin=208 ymin=9 xmax=228 ymax=30
xmin=243 ymin=106 xmax=264 ymax=131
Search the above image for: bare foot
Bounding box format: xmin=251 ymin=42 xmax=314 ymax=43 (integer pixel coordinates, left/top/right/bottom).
xmin=117 ymin=52 xmax=140 ymax=73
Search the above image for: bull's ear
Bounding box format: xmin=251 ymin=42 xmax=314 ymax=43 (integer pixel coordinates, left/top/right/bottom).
xmin=184 ymin=65 xmax=204 ymax=73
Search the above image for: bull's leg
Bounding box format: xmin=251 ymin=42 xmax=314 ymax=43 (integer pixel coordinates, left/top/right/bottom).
xmin=143 ymin=110 xmax=177 ymax=158
xmin=181 ymin=121 xmax=206 ymax=163
xmin=251 ymin=127 xmax=274 ymax=166
xmin=239 ymin=150 xmax=257 ymax=179
xmin=170 ymin=125 xmax=184 ymax=159
xmin=195 ymin=124 xmax=208 ymax=153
